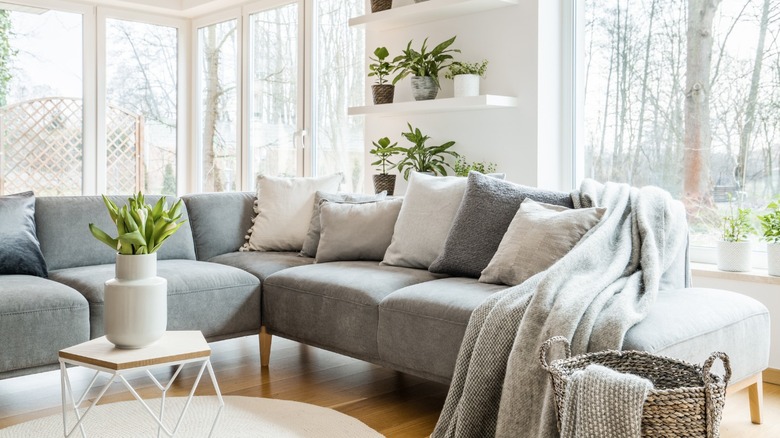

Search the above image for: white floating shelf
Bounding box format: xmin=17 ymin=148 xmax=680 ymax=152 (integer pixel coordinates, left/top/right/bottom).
xmin=348 ymin=95 xmax=518 ymax=116
xmin=349 ymin=0 xmax=518 ymax=31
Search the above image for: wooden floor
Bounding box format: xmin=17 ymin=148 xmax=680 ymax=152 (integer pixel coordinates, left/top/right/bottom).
xmin=0 ymin=334 xmax=776 ymax=437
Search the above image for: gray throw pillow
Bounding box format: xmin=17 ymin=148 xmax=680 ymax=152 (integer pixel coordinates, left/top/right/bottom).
xmin=0 ymin=191 xmax=48 ymax=277
xmin=428 ymin=172 xmax=574 ymax=278
xmin=480 ymin=199 xmax=605 ymax=285
xmin=315 ymin=198 xmax=403 ymax=263
xmin=300 ymin=190 xmax=387 ymax=257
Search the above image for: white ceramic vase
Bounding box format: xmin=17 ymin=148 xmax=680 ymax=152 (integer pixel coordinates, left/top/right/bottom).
xmin=104 ymin=253 xmax=167 ymax=349
xmin=717 ymin=241 xmax=752 ymax=272
xmin=453 ymin=74 xmax=480 ymax=98
xmin=768 ymin=243 xmax=780 ymax=277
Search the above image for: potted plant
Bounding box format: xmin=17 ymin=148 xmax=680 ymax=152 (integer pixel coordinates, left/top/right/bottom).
xmin=758 ymin=197 xmax=780 ymax=276
xmin=717 ymin=197 xmax=755 ymax=272
xmin=392 ymin=36 xmax=460 ymax=101
xmin=368 ymin=47 xmax=395 ymax=105
xmin=89 ymin=193 xmax=186 ymax=349
xmin=445 ymin=60 xmax=488 ymax=98
xmin=369 ymin=136 xmax=400 ymax=195
xmin=453 ymin=155 xmax=497 ymax=177
xmin=395 ymin=123 xmax=459 ymax=180
xmin=370 ymin=0 xmax=391 ymax=13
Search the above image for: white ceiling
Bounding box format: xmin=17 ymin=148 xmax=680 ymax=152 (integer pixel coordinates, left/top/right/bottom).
xmin=98 ymin=0 xmax=246 ymax=18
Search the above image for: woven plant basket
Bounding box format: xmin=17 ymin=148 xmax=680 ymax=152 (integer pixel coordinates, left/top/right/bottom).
xmin=540 ymin=336 xmax=731 ymax=438
xmin=370 ymin=0 xmax=392 ymax=13
xmin=372 ymin=84 xmax=394 ymax=105
xmin=372 ymin=174 xmax=396 ymax=195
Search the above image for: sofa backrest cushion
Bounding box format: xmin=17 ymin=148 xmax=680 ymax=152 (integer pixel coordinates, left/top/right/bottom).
xmin=182 ymin=191 xmax=255 ymax=261
xmin=36 ymin=195 xmax=196 ymax=270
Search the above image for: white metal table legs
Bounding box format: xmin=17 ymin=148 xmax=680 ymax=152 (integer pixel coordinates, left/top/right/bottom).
xmin=59 ymin=359 xmax=224 ymax=438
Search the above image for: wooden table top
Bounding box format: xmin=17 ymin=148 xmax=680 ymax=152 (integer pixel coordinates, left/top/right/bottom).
xmin=58 ymin=331 xmax=211 ymax=371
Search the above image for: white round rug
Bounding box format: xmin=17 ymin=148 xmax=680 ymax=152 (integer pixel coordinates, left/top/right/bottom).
xmin=0 ymin=396 xmax=383 ymax=437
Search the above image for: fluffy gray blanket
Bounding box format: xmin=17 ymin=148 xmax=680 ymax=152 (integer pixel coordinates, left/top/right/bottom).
xmin=560 ymin=364 xmax=653 ymax=438
xmin=432 ymin=180 xmax=688 ymax=438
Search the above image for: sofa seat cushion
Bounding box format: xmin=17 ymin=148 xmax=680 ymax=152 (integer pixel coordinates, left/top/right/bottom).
xmin=263 ymin=261 xmax=443 ymax=360
xmin=624 ymin=288 xmax=770 ymax=383
xmin=0 ymin=275 xmax=89 ymax=375
xmin=377 ymin=277 xmax=507 ymax=382
xmin=209 ymin=251 xmax=313 ymax=281
xmin=49 ymin=260 xmax=260 ymax=340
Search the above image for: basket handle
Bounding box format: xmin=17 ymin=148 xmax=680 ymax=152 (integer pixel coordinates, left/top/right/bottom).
xmin=539 ymin=336 xmax=572 ymax=371
xmin=702 ymin=351 xmax=732 ymax=388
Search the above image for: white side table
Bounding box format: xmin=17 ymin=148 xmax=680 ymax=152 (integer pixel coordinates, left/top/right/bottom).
xmin=58 ymin=331 xmax=224 ymax=438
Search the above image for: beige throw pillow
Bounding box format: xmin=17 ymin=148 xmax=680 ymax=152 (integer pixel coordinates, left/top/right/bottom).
xmin=241 ymin=174 xmax=342 ymax=252
xmin=381 ymin=172 xmax=468 ymax=269
xmin=479 ymin=198 xmax=605 ymax=286
xmin=315 ymin=198 xmax=404 ymax=263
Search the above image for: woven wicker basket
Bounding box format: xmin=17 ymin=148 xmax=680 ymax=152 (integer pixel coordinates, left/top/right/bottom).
xmin=539 ymin=336 xmax=731 ymax=438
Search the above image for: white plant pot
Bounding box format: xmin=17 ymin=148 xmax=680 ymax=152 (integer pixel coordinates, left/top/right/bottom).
xmin=768 ymin=243 xmax=780 ymax=277
xmin=453 ymin=74 xmax=480 ymax=98
xmin=104 ymin=253 xmax=167 ymax=349
xmin=717 ymin=241 xmax=752 ymax=272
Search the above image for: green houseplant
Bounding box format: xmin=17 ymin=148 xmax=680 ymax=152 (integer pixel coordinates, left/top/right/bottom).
xmin=89 ymin=192 xmax=187 ymax=349
xmin=445 ymin=60 xmax=488 ymax=98
xmin=717 ymin=196 xmax=755 ymax=272
xmin=454 ymin=156 xmax=497 ymax=177
xmin=369 ymin=136 xmax=400 ymax=195
xmin=392 ymin=36 xmax=460 ymax=101
xmin=368 ymin=47 xmax=395 ymax=105
xmin=758 ymin=197 xmax=780 ymax=276
xmin=395 ymin=123 xmax=459 ymax=180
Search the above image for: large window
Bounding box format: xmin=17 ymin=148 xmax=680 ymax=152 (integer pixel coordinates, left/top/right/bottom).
xmin=581 ymin=0 xmax=779 ymax=247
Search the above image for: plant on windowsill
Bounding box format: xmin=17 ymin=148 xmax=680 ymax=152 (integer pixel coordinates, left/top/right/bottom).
xmin=717 ymin=195 xmax=755 ymax=272
xmin=445 ymin=60 xmax=488 ymax=98
xmin=368 ymin=47 xmax=395 ymax=105
xmin=392 ymin=36 xmax=460 ymax=101
xmin=453 ymin=155 xmax=497 ymax=177
xmin=89 ymin=193 xmax=187 ymax=349
xmin=369 ymin=136 xmax=400 ymax=195
xmin=758 ymin=197 xmax=780 ymax=276
xmin=395 ymin=123 xmax=459 ymax=180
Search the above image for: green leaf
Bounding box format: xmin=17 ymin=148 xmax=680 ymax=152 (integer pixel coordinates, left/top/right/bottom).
xmin=89 ymin=224 xmax=118 ymax=251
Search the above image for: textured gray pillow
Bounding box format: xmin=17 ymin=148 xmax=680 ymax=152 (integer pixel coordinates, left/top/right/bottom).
xmin=428 ymin=172 xmax=574 ymax=278
xmin=480 ymin=199 xmax=605 ymax=285
xmin=315 ymin=198 xmax=403 ymax=263
xmin=300 ymin=190 xmax=387 ymax=257
xmin=0 ymin=191 xmax=48 ymax=277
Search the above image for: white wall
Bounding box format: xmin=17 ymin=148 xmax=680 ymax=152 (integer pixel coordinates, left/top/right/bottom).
xmin=364 ymin=0 xmax=567 ymax=194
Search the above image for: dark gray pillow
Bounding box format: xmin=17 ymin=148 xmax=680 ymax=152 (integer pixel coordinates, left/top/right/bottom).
xmin=0 ymin=191 xmax=48 ymax=277
xmin=428 ymin=172 xmax=574 ymax=278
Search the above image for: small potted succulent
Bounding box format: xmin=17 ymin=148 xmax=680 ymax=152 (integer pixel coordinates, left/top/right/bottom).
xmin=445 ymin=60 xmax=488 ymax=98
xmin=393 ymin=36 xmax=460 ymax=101
xmin=395 ymin=123 xmax=459 ymax=180
xmin=368 ymin=47 xmax=395 ymax=105
xmin=369 ymin=136 xmax=400 ymax=195
xmin=370 ymin=0 xmax=391 ymax=13
xmin=453 ymin=155 xmax=497 ymax=177
xmin=717 ymin=196 xmax=755 ymax=272
xmin=758 ymin=197 xmax=780 ymax=276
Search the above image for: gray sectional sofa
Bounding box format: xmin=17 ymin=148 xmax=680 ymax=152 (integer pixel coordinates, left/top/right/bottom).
xmin=0 ymin=190 xmax=771 ymax=423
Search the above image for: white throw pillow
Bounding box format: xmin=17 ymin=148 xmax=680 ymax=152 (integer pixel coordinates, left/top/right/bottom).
xmin=382 ymin=172 xmax=468 ymax=269
xmin=241 ymin=174 xmax=342 ymax=251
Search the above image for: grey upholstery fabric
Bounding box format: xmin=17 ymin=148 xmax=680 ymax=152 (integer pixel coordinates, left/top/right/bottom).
xmin=429 ymin=172 xmax=574 ymax=278
xmin=49 ymin=260 xmax=260 ymax=339
xmin=36 ymin=195 xmax=196 ymax=270
xmin=316 ymin=199 xmax=403 ymax=263
xmin=0 ymin=275 xmax=89 ymax=374
xmin=624 ymin=287 xmax=770 ymax=383
xmin=263 ymin=262 xmax=442 ymax=360
xmin=182 ymin=191 xmax=255 ymax=261
xmin=378 ymin=278 xmax=507 ymax=382
xmin=0 ymin=192 xmax=47 ymax=277
xmin=209 ymin=251 xmax=314 ymax=281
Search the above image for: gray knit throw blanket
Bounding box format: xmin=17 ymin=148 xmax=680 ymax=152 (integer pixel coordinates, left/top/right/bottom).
xmin=432 ymin=180 xmax=688 ymax=438
xmin=560 ymin=364 xmax=653 ymax=438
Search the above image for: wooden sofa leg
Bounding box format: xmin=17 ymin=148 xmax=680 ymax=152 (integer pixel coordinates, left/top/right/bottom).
xmin=259 ymin=326 xmax=272 ymax=367
xmin=748 ymin=376 xmax=763 ymax=424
